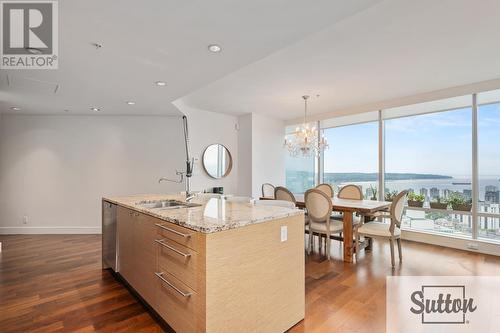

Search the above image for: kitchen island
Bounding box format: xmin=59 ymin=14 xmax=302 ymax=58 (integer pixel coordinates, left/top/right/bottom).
xmin=102 ymin=194 xmax=305 ymax=333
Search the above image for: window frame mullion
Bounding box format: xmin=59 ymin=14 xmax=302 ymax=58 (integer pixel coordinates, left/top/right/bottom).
xmin=472 ymin=93 xmax=479 ymax=240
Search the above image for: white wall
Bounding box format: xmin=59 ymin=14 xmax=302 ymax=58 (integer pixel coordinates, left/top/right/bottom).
xmin=174 ymin=102 xmax=239 ymax=195
xmin=0 ymin=115 xmax=185 ymax=234
xmin=236 ymin=113 xmax=285 ymax=198
xmin=237 ymin=114 xmax=252 ymax=196
xmin=0 ymin=109 xmax=285 ymax=234
xmin=251 ymin=114 xmax=285 ymax=197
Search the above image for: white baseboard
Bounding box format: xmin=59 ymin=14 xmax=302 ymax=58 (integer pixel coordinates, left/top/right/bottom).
xmin=0 ymin=226 xmax=102 ymax=234
xmin=402 ymin=229 xmax=500 ymax=257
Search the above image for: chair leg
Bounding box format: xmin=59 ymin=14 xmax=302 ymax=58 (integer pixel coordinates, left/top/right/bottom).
xmin=308 ymin=230 xmax=313 ymax=255
xmin=389 ymin=238 xmax=395 ymax=267
xmin=326 ymin=234 xmax=331 ymax=260
xmin=396 ymin=238 xmax=402 ymax=262
xmin=366 ymin=237 xmax=373 ymax=251
xmin=354 ymin=228 xmax=359 ymax=261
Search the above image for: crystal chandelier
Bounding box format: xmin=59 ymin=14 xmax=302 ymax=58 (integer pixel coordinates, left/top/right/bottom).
xmin=283 ymin=95 xmax=329 ymax=157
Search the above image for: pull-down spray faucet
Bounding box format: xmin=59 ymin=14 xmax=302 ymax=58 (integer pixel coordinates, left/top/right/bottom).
xmin=159 ymin=115 xmax=195 ymax=201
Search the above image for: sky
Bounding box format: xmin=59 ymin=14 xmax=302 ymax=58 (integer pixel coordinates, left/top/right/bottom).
xmin=317 ymin=103 xmax=500 ymax=177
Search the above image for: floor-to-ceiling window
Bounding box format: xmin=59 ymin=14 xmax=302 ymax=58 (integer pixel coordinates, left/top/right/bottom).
xmin=478 ymin=89 xmax=500 ymax=241
xmin=323 ymin=121 xmax=379 ymax=198
xmin=284 ymin=88 xmax=500 ymax=244
xmin=384 ymin=98 xmax=473 ymax=237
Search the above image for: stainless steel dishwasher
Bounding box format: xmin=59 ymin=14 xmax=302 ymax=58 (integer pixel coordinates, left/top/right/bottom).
xmin=102 ymin=201 xmax=118 ymax=271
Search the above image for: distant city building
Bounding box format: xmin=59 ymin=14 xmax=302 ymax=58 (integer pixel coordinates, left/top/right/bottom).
xmin=485 ymin=190 xmax=500 ymax=204
xmin=485 ymin=185 xmax=499 ymax=192
xmin=463 ymin=189 xmax=472 ymax=200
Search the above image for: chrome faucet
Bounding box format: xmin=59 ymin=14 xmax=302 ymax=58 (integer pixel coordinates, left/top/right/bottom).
xmin=158 ymin=172 xmax=194 ymax=201
xmin=159 ymin=115 xmax=195 ymax=202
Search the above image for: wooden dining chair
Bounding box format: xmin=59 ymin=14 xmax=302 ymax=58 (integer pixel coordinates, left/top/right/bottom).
xmin=305 ymin=189 xmax=343 ymax=260
xmin=274 ymin=186 xmax=296 ymax=203
xmin=315 ymin=183 xmax=335 ymax=246
xmin=315 ymin=183 xmax=334 ymax=198
xmin=332 ymin=184 xmax=364 ymax=224
xmin=261 ymin=183 xmax=275 ymax=198
xmin=338 ymin=184 xmax=363 ymax=199
xmin=354 ymin=190 xmax=408 ymax=267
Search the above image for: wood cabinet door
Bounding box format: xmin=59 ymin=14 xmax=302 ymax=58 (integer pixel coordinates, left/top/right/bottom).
xmin=132 ymin=213 xmax=158 ymax=308
xmin=117 ymin=206 xmax=134 ymax=282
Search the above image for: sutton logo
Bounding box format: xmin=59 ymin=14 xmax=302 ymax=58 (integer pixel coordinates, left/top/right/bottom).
xmin=409 ymin=285 xmax=477 ymax=324
xmin=0 ymin=0 xmax=58 ymax=69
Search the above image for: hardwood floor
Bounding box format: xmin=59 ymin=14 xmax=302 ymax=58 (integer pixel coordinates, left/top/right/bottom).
xmin=1 ymin=234 xmax=499 ymax=333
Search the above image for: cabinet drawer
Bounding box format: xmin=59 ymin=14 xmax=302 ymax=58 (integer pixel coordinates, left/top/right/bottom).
xmin=157 ymin=238 xmax=199 ymax=291
xmin=155 ymin=221 xmax=200 ymax=251
xmin=155 ymin=271 xmax=199 ymax=333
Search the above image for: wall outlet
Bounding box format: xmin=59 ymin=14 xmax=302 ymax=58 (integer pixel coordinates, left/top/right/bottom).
xmin=280 ymin=225 xmax=287 ymax=242
xmin=467 ymin=242 xmax=479 ymax=250
xmin=22 ymin=215 xmax=28 ymax=224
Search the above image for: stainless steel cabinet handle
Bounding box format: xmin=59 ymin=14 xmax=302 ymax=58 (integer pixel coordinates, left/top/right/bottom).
xmin=155 ymin=239 xmax=191 ymax=258
xmin=155 ymin=272 xmax=192 ymax=297
xmin=155 ymin=223 xmax=192 ymax=238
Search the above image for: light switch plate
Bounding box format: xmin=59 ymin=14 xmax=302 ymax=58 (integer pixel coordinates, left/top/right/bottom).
xmin=280 ymin=225 xmax=287 ymax=242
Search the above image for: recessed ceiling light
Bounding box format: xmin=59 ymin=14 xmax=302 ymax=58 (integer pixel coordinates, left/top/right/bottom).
xmin=126 ymin=101 xmax=136 ymax=105
xmin=208 ymin=44 xmax=222 ymax=53
xmin=155 ymin=81 xmax=166 ymax=86
xmin=10 ymin=106 xmax=21 ymax=111
xmin=91 ymin=107 xmax=101 ymax=112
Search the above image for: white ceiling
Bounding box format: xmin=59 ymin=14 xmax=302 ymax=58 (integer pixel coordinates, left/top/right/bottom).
xmin=181 ymin=0 xmax=500 ymax=120
xmin=0 ymin=0 xmax=381 ymax=116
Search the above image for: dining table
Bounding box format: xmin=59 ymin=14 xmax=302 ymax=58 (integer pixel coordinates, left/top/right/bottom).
xmin=280 ymin=195 xmax=391 ymax=263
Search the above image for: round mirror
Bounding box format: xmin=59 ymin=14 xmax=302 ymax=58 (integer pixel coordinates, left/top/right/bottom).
xmin=202 ymin=144 xmax=233 ymax=179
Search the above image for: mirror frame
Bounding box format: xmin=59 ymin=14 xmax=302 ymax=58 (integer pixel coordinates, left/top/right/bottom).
xmin=202 ymin=143 xmax=233 ymax=179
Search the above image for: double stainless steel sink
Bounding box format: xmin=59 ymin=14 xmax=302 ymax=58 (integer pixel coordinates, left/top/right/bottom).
xmin=135 ymin=199 xmax=201 ymax=210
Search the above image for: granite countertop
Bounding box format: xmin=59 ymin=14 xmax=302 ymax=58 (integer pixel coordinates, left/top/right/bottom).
xmin=103 ymin=194 xmax=303 ymax=234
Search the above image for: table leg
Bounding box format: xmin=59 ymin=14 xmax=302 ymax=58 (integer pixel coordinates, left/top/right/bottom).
xmin=343 ymin=211 xmax=353 ymax=263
